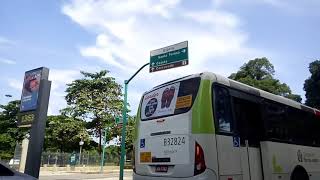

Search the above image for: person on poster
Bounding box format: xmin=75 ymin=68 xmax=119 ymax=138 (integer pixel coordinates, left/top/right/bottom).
xmin=20 ymin=72 xmax=40 ymax=111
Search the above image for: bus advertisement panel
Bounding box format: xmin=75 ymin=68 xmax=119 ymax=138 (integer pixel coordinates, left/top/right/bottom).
xmin=20 ymin=68 xmax=42 ymax=112
xmin=141 ymin=82 xmax=180 ymax=120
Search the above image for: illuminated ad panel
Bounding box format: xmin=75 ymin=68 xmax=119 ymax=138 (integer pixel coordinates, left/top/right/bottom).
xmin=20 ymin=68 xmax=42 ymax=112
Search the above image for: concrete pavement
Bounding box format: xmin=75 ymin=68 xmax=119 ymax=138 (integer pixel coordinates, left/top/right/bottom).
xmin=39 ymin=171 xmax=132 ymax=180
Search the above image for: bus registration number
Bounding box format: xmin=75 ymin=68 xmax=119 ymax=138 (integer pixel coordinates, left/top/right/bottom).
xmin=163 ymin=136 xmax=186 ymax=146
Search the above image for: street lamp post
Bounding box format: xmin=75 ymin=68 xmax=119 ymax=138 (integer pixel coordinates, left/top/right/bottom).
xmin=79 ymin=139 xmax=84 ymax=165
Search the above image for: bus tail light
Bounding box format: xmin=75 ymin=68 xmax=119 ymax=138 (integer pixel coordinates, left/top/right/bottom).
xmin=315 ymin=110 xmax=320 ymax=119
xmin=194 ymin=142 xmax=206 ymax=175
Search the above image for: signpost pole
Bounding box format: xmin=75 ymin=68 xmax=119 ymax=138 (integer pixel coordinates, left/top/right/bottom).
xmin=100 ymin=128 xmax=107 ymax=173
xmin=119 ymin=81 xmax=128 ymax=180
xmin=119 ymin=41 xmax=188 ymax=179
xmin=119 ymin=63 xmax=149 ymax=180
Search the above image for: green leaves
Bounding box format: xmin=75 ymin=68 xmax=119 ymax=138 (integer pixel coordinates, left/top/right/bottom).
xmin=230 ymin=58 xmax=302 ymax=102
xmin=304 ymin=60 xmax=320 ymax=109
xmin=0 ymin=70 xmax=137 ymax=158
xmin=65 ymin=70 xmax=123 ymax=152
xmin=0 ymin=100 xmax=27 ymax=160
xmin=44 ymin=115 xmax=90 ymax=152
xmin=230 ymin=57 xmax=275 ymax=81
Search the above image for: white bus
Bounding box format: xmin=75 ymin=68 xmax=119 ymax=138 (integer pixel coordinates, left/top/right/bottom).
xmin=133 ymin=72 xmax=320 ymax=180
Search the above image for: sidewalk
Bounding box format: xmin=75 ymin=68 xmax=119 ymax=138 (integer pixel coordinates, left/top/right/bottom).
xmin=39 ymin=172 xmax=132 ymax=180
xmin=39 ymin=167 xmax=133 ymax=180
xmin=40 ymin=166 xmax=132 ymax=176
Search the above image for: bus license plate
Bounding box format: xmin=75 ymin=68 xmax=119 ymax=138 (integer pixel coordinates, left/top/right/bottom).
xmin=163 ymin=136 xmax=186 ymax=146
xmin=155 ymin=165 xmax=168 ymax=172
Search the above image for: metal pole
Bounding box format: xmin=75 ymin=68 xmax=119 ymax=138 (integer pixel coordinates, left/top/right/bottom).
xmin=127 ymin=63 xmax=150 ymax=84
xmin=79 ymin=146 xmax=82 ymax=165
xmin=119 ymin=81 xmax=128 ymax=180
xmin=100 ymin=128 xmax=107 ymax=173
xmin=119 ymin=63 xmax=149 ymax=180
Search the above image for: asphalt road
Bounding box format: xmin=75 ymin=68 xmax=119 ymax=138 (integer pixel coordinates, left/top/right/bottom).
xmin=39 ymin=172 xmax=132 ymax=180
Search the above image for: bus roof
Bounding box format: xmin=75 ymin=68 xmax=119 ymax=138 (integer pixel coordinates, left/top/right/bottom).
xmin=200 ymin=72 xmax=318 ymax=113
xmin=146 ymin=72 xmax=318 ymax=113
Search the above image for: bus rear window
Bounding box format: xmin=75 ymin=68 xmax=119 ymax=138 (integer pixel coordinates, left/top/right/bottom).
xmin=141 ymin=77 xmax=200 ymax=121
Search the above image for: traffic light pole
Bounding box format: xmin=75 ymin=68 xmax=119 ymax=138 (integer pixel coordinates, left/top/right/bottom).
xmin=119 ymin=63 xmax=149 ymax=180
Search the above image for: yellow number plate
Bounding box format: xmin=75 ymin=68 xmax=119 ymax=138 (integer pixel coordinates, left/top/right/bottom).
xmin=140 ymin=152 xmax=151 ymax=163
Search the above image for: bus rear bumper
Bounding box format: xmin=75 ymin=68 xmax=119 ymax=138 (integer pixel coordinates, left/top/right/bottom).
xmin=133 ymin=169 xmax=216 ymax=180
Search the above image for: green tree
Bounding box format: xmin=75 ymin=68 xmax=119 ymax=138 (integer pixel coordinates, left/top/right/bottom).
xmin=229 ymin=57 xmax=275 ymax=81
xmin=304 ymin=60 xmax=320 ymax=109
xmin=44 ymin=115 xmax=91 ymax=152
xmin=229 ymin=57 xmax=302 ymax=102
xmin=65 ymin=70 xmax=123 ymax=152
xmin=0 ymin=100 xmax=27 ymax=160
xmin=106 ymin=145 xmax=121 ymax=164
xmin=104 ymin=115 xmax=136 ymax=154
xmin=125 ymin=116 xmax=136 ymax=154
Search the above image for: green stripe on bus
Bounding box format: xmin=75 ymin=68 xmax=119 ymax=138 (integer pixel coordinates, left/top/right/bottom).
xmin=272 ymin=155 xmax=283 ymax=173
xmin=192 ymin=79 xmax=215 ymax=134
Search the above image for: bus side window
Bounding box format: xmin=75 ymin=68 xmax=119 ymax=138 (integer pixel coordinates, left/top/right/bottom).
xmin=265 ymin=102 xmax=288 ymax=141
xmin=214 ymin=86 xmax=233 ymax=133
xmin=233 ymin=96 xmax=263 ymax=147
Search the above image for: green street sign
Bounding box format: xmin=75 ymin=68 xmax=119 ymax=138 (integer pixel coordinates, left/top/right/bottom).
xmin=150 ymin=41 xmax=188 ymax=73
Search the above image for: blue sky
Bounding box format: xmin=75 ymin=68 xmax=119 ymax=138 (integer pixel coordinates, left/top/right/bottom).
xmin=0 ymin=0 xmax=319 ymax=115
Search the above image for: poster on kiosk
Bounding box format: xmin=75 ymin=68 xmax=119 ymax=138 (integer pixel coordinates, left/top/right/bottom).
xmin=18 ymin=67 xmax=49 ymax=128
xmin=20 ymin=69 xmax=42 ymax=112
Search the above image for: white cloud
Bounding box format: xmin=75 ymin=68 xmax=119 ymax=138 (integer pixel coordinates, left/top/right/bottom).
xmin=47 ymin=69 xmax=81 ymax=115
xmin=212 ymin=0 xmax=320 ymax=14
xmin=0 ymin=58 xmax=16 ymax=65
xmin=0 ymin=36 xmax=15 ymax=48
xmin=0 ymin=37 xmax=13 ymax=45
xmin=62 ymin=0 xmax=181 ymax=28
xmin=5 ymin=69 xmax=81 ymax=115
xmin=7 ymin=78 xmax=22 ymax=91
xmin=62 ymin=0 xmax=267 ymax=113
xmin=49 ymin=69 xmax=79 ymax=92
xmin=184 ymin=10 xmax=240 ymax=28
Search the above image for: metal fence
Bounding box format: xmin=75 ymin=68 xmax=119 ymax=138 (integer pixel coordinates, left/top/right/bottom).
xmin=40 ymin=151 xmax=124 ymax=167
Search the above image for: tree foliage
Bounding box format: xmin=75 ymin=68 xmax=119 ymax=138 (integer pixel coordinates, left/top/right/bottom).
xmin=65 ymin=70 xmax=123 ymax=152
xmin=44 ymin=115 xmax=92 ymax=152
xmin=125 ymin=116 xmax=136 ymax=154
xmin=109 ymin=116 xmax=136 ymax=152
xmin=304 ymin=60 xmax=320 ymax=109
xmin=101 ymin=116 xmax=136 ymax=164
xmin=0 ymin=70 xmax=138 ymax=159
xmin=229 ymin=57 xmax=302 ymax=102
xmin=0 ymin=100 xmax=27 ymax=160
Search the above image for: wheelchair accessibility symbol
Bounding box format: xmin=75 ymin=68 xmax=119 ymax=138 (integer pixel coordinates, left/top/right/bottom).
xmin=140 ymin=139 xmax=145 ymax=148
xmin=233 ymin=137 xmax=240 ymax=147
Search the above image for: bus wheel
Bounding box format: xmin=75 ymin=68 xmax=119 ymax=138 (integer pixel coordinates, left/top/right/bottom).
xmin=290 ymin=166 xmax=309 ymax=180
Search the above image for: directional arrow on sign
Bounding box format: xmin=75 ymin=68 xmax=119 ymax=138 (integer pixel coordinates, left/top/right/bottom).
xmin=149 ymin=41 xmax=188 ymax=73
